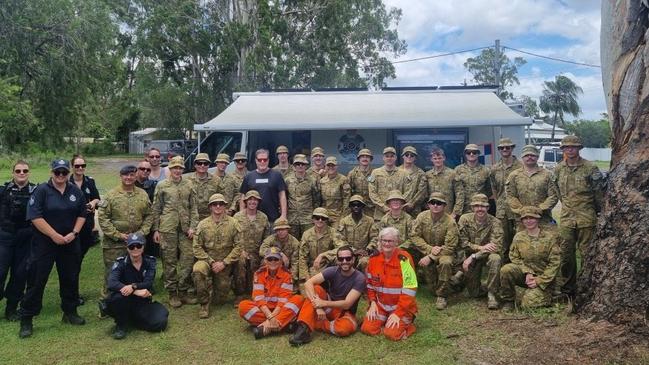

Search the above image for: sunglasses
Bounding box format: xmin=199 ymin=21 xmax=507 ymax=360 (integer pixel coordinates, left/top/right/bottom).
xmin=195 ymin=161 xmax=210 ymax=166
xmin=337 ymin=256 xmax=354 ymax=262
xmin=429 ymin=200 xmax=446 ymax=206
xmin=53 ymin=170 xmax=69 ymax=176
xmin=127 ymin=244 xmax=144 ymax=250
xmin=14 ymin=169 xmax=29 ymax=174
xmin=148 ymin=155 xmax=161 ymax=159
xmin=235 ymin=160 xmax=246 ymax=163
xmin=138 ymin=167 xmax=151 ymax=172
xmin=403 ymin=153 xmax=416 ymax=158
xmin=498 ymin=146 xmax=513 ymax=150
xmin=256 ymin=158 xmax=268 ymax=162
xmin=211 ymin=202 xmax=227 ymax=207
xmin=465 ymin=151 xmax=479 ymax=155
xmin=294 ymin=163 xmax=306 ymax=167
xmin=74 ymin=164 xmax=87 ymax=169
xmin=266 ymin=257 xmax=280 ymax=262
xmin=313 ymin=216 xmax=328 ymax=221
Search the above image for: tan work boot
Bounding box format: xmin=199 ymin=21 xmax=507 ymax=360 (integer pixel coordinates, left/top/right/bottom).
xmin=435 ymin=297 xmax=447 ymax=310
xmin=487 ymin=292 xmax=499 ymax=310
xmin=198 ymin=303 xmax=210 ymax=319
xmin=502 ymin=301 xmax=514 ymax=312
xmin=169 ymin=294 xmax=182 ymax=308
xmin=181 ymin=291 xmax=198 ymax=305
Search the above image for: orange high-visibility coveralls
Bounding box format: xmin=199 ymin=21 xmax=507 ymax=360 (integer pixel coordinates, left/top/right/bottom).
xmin=238 ymin=265 xmax=304 ymax=328
xmin=296 ymin=285 xmax=359 ymax=337
xmin=361 ymin=248 xmax=418 ymax=341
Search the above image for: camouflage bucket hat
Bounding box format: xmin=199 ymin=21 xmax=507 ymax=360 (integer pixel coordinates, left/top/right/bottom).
xmin=519 ymin=206 xmax=542 ymax=220
xmin=325 ymin=156 xmax=338 ymax=166
xmin=215 ymin=153 xmax=231 ymax=164
xmin=208 ymin=193 xmax=228 ymax=205
xmin=312 ymin=207 xmax=329 ymax=219
xmin=498 ymin=137 xmax=516 ymax=148
xmin=168 ymin=156 xmax=185 ymax=169
xmin=243 ymin=190 xmax=262 ymax=201
xmin=311 ymin=147 xmax=325 ymax=157
xmin=560 ymin=135 xmax=583 ymax=148
xmin=357 ymin=148 xmax=373 ymax=159
xmin=194 ymin=153 xmax=211 ymax=163
xmin=292 ymin=154 xmax=309 ymax=165
xmin=233 ymin=152 xmax=247 ymax=161
xmin=385 ymin=190 xmax=406 ymax=204
xmin=464 ymin=144 xmax=480 ymax=153
xmin=428 ymin=192 xmax=447 ymax=204
xmin=401 ymin=146 xmax=418 ymax=156
xmin=383 ymin=147 xmax=397 ymax=155
xmin=276 ymin=145 xmax=289 ymax=154
xmin=470 ymin=193 xmax=490 ymax=207
xmin=521 ymin=145 xmax=540 ymax=157
xmin=349 ymin=195 xmax=366 ymax=205
xmin=273 ymin=218 xmax=291 ymax=230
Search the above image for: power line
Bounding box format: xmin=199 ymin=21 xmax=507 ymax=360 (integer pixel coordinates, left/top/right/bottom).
xmin=503 ymin=45 xmax=601 ymax=68
xmin=390 ymin=46 xmax=491 ymax=64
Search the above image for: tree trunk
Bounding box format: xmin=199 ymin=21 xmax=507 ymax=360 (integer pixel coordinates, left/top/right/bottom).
xmin=575 ymin=1 xmax=649 ymax=325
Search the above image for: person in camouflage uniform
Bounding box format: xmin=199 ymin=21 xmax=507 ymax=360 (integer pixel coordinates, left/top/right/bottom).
xmin=336 ymin=195 xmax=375 ymax=271
xmin=505 ymin=145 xmax=559 ymax=225
xmin=285 ymin=154 xmax=321 ymax=240
xmin=499 ymin=206 xmax=561 ymax=310
xmin=426 ymin=147 xmax=464 ymax=219
xmin=188 ymin=153 xmax=221 ymax=220
xmin=458 ymin=194 xmax=503 ymax=309
xmin=347 ymin=148 xmax=375 ymax=218
xmin=297 ymin=208 xmax=344 ymax=284
xmin=192 ymin=193 xmax=242 ymax=318
xmin=320 ymin=156 xmax=351 ymax=226
xmin=399 ymin=146 xmax=428 ymax=215
xmin=98 ymin=165 xmax=153 ymax=298
xmin=368 ymin=147 xmax=405 ymax=221
xmin=410 ymin=192 xmax=460 ymax=310
xmin=369 ymin=190 xmax=413 ymax=251
xmin=222 ymin=151 xmax=248 ymax=216
xmin=455 ymin=144 xmax=492 ymax=214
xmin=554 ymin=135 xmax=604 ymax=298
xmin=272 ymin=145 xmax=294 ymax=178
xmin=232 ymin=190 xmax=270 ymax=303
xmin=307 ymin=147 xmax=326 ymax=181
xmin=259 ymin=218 xmax=300 ymax=283
xmin=212 ymin=153 xmax=230 ymax=192
xmin=490 ymin=138 xmax=522 ymax=264
xmin=151 ymin=156 xmax=199 ymax=308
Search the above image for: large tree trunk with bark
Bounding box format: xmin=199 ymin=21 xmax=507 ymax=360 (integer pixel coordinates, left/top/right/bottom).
xmin=575 ymin=1 xmax=649 ymax=324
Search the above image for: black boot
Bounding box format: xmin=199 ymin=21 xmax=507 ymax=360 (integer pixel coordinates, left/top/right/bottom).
xmin=62 ymin=310 xmax=86 ymax=325
xmin=288 ymin=322 xmax=312 ymax=346
xmin=19 ymin=317 xmax=33 ymax=338
xmin=112 ymin=325 xmax=127 ymax=340
xmin=5 ymin=303 xmax=19 ymax=321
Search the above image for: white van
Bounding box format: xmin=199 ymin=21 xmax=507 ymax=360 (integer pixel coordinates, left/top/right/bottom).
xmin=538 ymin=146 xmax=563 ymax=170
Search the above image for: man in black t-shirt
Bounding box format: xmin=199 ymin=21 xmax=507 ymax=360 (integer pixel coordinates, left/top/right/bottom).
xmin=239 ymin=149 xmax=287 ymax=222
xmin=289 ymin=245 xmax=365 ymax=345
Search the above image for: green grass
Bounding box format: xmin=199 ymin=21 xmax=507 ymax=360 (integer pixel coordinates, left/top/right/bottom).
xmin=594 ymin=160 xmax=610 ymax=170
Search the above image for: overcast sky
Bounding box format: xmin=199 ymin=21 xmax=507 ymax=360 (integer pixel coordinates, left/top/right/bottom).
xmin=382 ymin=0 xmax=605 ymax=120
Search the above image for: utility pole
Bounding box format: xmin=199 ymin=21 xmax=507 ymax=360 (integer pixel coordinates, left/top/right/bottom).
xmin=494 ymin=39 xmax=501 ymax=96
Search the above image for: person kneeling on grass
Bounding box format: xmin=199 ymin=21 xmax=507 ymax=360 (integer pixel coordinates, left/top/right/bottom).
xmin=105 ymin=233 xmax=168 ymax=339
xmin=289 ymin=245 xmax=366 ymax=346
xmin=238 ymin=247 xmax=304 ymax=339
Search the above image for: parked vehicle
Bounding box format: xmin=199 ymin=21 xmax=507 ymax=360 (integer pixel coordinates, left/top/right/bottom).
xmin=538 ymin=145 xmax=564 ymax=170
xmin=147 ymin=139 xmax=196 ymax=163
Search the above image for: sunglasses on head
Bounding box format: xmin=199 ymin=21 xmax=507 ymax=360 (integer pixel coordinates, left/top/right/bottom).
xmin=14 ymin=169 xmax=29 ymax=174
xmin=266 ymin=257 xmax=280 ymax=262
xmin=127 ymin=243 xmax=143 ymax=250
xmin=313 ymin=216 xmax=327 ymax=221
xmin=195 ymin=161 xmax=210 ymax=166
xmin=498 ymin=146 xmax=512 ymax=150
xmin=138 ymin=167 xmax=151 ymax=172
xmin=337 ymin=256 xmax=354 ymax=262
xmin=465 ymin=151 xmax=479 ymax=155
xmin=74 ymin=164 xmax=87 ymax=169
xmin=148 ymin=155 xmax=161 ymax=159
xmin=429 ymin=200 xmax=445 ymax=206
xmin=53 ymin=169 xmax=69 ymax=177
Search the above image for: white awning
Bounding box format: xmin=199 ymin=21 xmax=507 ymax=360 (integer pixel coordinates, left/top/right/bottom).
xmin=195 ymin=89 xmax=532 ymax=131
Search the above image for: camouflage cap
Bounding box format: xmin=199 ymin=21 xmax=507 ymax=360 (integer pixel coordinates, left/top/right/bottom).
xmin=208 ymin=193 xmax=228 ymax=205
xmin=126 ymin=232 xmax=146 ymax=247
xmin=168 ymin=156 xmax=185 ymax=169
xmin=293 ymin=154 xmax=309 ymax=165
xmin=357 ymin=148 xmax=373 ymax=159
xmin=273 ymin=218 xmax=291 ymax=230
xmin=194 ymin=153 xmax=211 ymax=163
xmin=233 ymin=152 xmax=247 ymax=161
xmin=464 ymin=144 xmax=480 ymax=152
xmin=276 ymin=145 xmax=289 ymax=154
xmin=349 ymin=195 xmax=366 ymax=205
xmin=215 ymin=153 xmax=231 ymax=163
xmin=428 ymin=192 xmax=447 ymax=204
xmin=243 ymin=190 xmax=261 ymax=201
xmin=521 ymin=144 xmax=540 ymax=157
xmin=312 ymin=207 xmax=329 ymax=219
xmin=498 ymin=137 xmax=516 ymax=148
xmin=325 ymin=156 xmax=337 ymax=166
xmin=519 ymin=206 xmax=542 ymax=219
xmin=311 ymin=147 xmax=325 ymax=157
xmin=385 ymin=190 xmax=406 ymax=204
xmin=383 ymin=147 xmax=397 ymax=155
xmin=401 ymin=146 xmax=418 ymax=156
xmin=560 ymin=135 xmax=583 ymax=148
xmin=264 ymin=246 xmax=282 ymax=260
xmin=470 ymin=193 xmax=490 ymax=207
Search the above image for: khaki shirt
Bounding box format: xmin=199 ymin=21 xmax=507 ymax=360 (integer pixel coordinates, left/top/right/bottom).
xmin=193 ymin=215 xmax=241 ymax=265
xmin=273 ymin=164 xmax=294 ymax=178
xmin=98 ymin=186 xmax=153 ymax=248
xmin=409 ymin=211 xmax=459 ymax=257
xmin=425 ymin=166 xmax=464 ymax=216
xmin=510 ymin=228 xmax=561 ymax=290
xmin=490 ymin=157 xmax=522 ymax=220
xmin=337 ymin=213 xmax=376 ymax=250
xmin=233 ymin=210 xmax=270 ymax=254
xmin=188 ymin=173 xmax=221 ymax=219
xmin=454 ymin=163 xmax=492 ymax=214
xmin=554 ymin=158 xmax=604 ymax=228
xmin=458 ymin=213 xmax=503 ymax=258
xmin=306 ymin=166 xmax=325 ymax=181
xmin=152 ymin=177 xmax=199 ymax=234
xmin=506 ymin=167 xmax=559 ymax=222
xmin=298 ymin=226 xmax=343 ymax=280
xmin=347 ymin=166 xmax=374 ymax=209
xmin=222 ymin=169 xmax=247 ymax=213
xmin=285 ymin=173 xmax=321 ymax=225
xmin=369 ymin=211 xmax=414 ymax=250
xmin=368 ymin=166 xmax=405 ymax=220
xmin=259 ymin=233 xmax=301 ymax=280
xmin=400 ymin=165 xmax=428 ymax=213
xmin=320 ymin=173 xmax=351 ymax=222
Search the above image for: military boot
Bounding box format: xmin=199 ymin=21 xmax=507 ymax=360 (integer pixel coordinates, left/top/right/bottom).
xmin=180 ymin=291 xmax=198 ymax=305
xmin=198 ymin=303 xmax=210 ymax=319
xmin=19 ymin=317 xmax=33 ymax=338
xmin=169 ymin=293 xmax=182 ymax=308
xmin=487 ymin=292 xmax=499 ymax=310
xmin=5 ymin=302 xmax=19 ymax=322
xmin=435 ymin=296 xmax=447 ymax=310
xmin=62 ymin=311 xmax=86 ymax=325
xmin=502 ymin=301 xmax=515 ymax=312
xmin=288 ymin=322 xmax=312 ymax=346
xmin=112 ymin=325 xmax=127 ymax=340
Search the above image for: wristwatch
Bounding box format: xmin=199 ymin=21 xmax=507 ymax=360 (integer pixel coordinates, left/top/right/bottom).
xmin=471 ymin=253 xmax=477 ymax=259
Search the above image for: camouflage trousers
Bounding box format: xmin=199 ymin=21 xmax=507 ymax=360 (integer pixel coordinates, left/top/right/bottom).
xmin=192 ymin=260 xmax=232 ymax=304
xmin=159 ymin=231 xmax=195 ymax=294
xmin=499 ymin=263 xmax=552 ymax=308
xmin=558 ymin=225 xmax=594 ymax=297
xmin=501 ymin=218 xmax=517 ymax=264
xmin=101 ymin=239 xmax=127 ymax=298
xmin=289 ymin=222 xmax=312 ymax=241
xmin=232 ymin=256 xmax=261 ymax=297
xmin=413 ymin=252 xmax=453 ymax=298
xmin=465 ymin=253 xmax=501 ymax=297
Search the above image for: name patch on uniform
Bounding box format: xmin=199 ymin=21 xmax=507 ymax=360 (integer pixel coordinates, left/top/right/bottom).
xmin=255 ymin=178 xmax=269 ymax=184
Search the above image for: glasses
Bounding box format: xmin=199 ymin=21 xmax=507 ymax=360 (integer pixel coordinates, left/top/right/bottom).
xmin=211 ymin=202 xmax=226 ymax=207
xmin=429 ymin=200 xmax=445 ymax=206
xmin=127 ymin=244 xmax=144 ymax=250
xmin=498 ymin=146 xmax=512 ymax=150
xmin=148 ymin=155 xmax=161 ymax=159
xmin=256 ymin=158 xmax=268 ymax=162
xmin=74 ymin=164 xmax=87 ymax=169
xmin=53 ymin=170 xmax=69 ymax=177
xmin=294 ymin=163 xmax=306 ymax=167
xmin=138 ymin=167 xmax=151 ymax=172
xmin=235 ymin=160 xmax=246 ymax=164
xmin=195 ymin=161 xmax=210 ymax=166
xmin=403 ymin=153 xmax=416 ymax=158
xmin=465 ymin=151 xmax=479 ymax=155
xmin=14 ymin=169 xmax=29 ymax=174
xmin=313 ymin=216 xmax=327 ymax=221
xmin=337 ymin=256 xmax=354 ymax=262
xmin=266 ymin=257 xmax=280 ymax=262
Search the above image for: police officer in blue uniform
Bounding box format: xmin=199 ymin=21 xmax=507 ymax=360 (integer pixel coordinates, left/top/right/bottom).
xmin=105 ymin=233 xmax=168 ymax=339
xmin=0 ymin=160 xmax=36 ymax=321
xmin=18 ymin=159 xmax=87 ymax=338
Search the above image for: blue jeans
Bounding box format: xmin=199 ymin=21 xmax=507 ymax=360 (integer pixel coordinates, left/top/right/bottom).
xmin=0 ymin=227 xmax=32 ymax=311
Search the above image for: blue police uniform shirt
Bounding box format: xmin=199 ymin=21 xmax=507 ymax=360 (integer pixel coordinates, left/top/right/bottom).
xmin=27 ymin=179 xmax=87 ymax=238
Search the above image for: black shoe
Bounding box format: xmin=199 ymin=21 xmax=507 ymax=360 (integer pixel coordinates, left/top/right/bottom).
xmin=19 ymin=318 xmax=33 ymax=338
xmin=97 ymin=300 xmax=108 ymax=319
xmin=62 ymin=311 xmax=86 ymax=325
xmin=112 ymin=325 xmax=127 ymax=340
xmin=78 ymin=296 xmax=85 ymax=306
xmin=288 ymin=322 xmax=312 ymax=346
xmin=285 ymin=321 xmax=297 ymax=334
xmin=252 ymin=326 xmax=264 ymax=340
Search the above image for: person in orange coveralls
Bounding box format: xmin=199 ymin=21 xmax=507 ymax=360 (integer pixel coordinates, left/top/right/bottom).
xmin=238 ymin=247 xmax=304 ymax=339
xmin=288 ymin=245 xmax=366 ymax=346
xmin=361 ymin=226 xmax=418 ymax=341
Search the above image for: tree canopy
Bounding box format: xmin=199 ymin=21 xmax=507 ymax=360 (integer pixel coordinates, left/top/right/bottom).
xmin=464 ymin=48 xmax=526 ymax=100
xmin=539 ymin=75 xmax=583 ymax=141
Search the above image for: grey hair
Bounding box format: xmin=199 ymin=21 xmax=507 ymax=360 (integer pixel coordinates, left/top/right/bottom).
xmin=378 ymin=227 xmax=400 ymax=242
xmin=255 ymin=148 xmax=270 ymax=158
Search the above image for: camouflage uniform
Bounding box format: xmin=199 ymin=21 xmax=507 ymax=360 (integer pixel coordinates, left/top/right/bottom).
xmin=347 ymin=166 xmax=374 ymax=218
xmin=499 ymin=228 xmax=561 ymax=308
xmin=320 ymin=173 xmax=351 ymax=225
xmin=285 ymin=173 xmax=320 ymax=239
xmin=506 ymin=168 xmax=559 ymax=224
xmin=425 ymin=167 xmax=465 ymax=217
xmin=454 ymin=164 xmax=492 ymax=214
xmin=222 ymin=170 xmax=247 ymax=214
xmin=98 ymin=185 xmax=153 ymax=295
xmin=259 ymin=233 xmax=301 ymax=282
xmin=212 ymin=173 xmax=226 ymax=194
xmin=369 ymin=211 xmax=414 ymax=251
xmin=554 ymin=158 xmax=604 ymax=296
xmin=298 ymin=226 xmax=343 ymax=280
xmin=409 ymin=211 xmax=459 ymax=298
xmin=368 ymin=167 xmax=405 ymax=221
xmin=490 ymin=157 xmax=523 ymax=262
xmin=232 ymin=210 xmax=270 ymax=296
xmin=192 ymin=215 xmax=242 ymax=304
xmin=306 ymin=166 xmax=325 ymax=181
xmin=458 ymin=213 xmax=503 ymax=297
xmin=400 ymin=165 xmax=428 ymax=214
xmin=337 ymin=213 xmax=376 ymax=270
xmin=152 ymin=177 xmax=199 ymax=296
xmin=188 ymin=173 xmax=221 ymax=220
xmin=273 ymin=164 xmax=294 ymax=178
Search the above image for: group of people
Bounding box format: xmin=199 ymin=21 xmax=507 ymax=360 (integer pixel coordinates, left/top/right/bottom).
xmin=0 ymin=134 xmax=604 ymax=344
